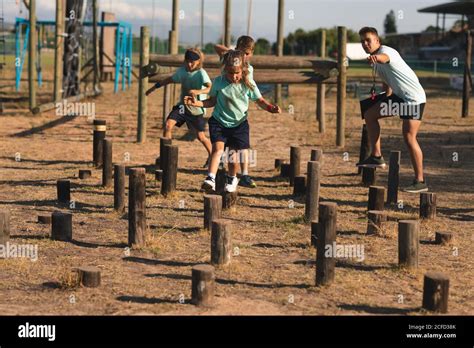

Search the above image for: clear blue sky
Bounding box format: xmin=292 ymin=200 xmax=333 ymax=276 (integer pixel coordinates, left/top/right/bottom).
xmin=5 ymin=0 xmax=460 ymax=44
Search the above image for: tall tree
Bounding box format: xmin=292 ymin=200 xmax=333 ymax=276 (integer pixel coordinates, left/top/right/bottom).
xmin=384 ymin=10 xmax=397 ymax=34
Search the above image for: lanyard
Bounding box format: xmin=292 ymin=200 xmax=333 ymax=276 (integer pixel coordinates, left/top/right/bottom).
xmin=370 ymin=64 xmax=377 ymax=100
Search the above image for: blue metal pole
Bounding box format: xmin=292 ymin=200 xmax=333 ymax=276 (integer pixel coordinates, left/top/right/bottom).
xmin=15 ymin=21 xmax=20 ymax=91
xmin=122 ymin=27 xmax=127 ymax=91
xmin=128 ymin=27 xmax=132 ymax=89
xmin=114 ymin=26 xmax=120 ymax=93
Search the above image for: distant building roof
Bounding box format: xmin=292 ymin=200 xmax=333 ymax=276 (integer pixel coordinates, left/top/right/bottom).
xmin=418 ymin=1 xmax=474 ymax=15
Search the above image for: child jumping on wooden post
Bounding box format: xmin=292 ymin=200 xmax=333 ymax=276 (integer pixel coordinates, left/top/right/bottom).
xmin=146 ymin=48 xmax=212 ymax=167
xmin=356 ymin=27 xmax=428 ymax=193
xmin=214 ymin=36 xmax=258 ymax=188
xmin=184 ymin=50 xmax=281 ymax=193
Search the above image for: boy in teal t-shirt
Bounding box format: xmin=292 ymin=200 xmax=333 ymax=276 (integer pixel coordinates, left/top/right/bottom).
xmin=146 ymin=48 xmax=212 ymax=167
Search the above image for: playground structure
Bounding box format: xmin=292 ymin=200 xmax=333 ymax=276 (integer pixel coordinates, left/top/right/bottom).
xmin=12 ymin=0 xmax=132 ymax=114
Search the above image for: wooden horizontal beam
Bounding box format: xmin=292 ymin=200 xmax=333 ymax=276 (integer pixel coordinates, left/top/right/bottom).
xmin=31 ymin=90 xmax=102 ymax=114
xmin=149 ymin=54 xmax=338 ymax=78
xmin=149 ymin=69 xmax=337 ymax=85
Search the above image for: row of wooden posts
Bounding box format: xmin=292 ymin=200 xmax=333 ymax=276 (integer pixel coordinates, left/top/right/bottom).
xmin=0 ymin=121 xmax=448 ymax=310
xmin=271 ymin=141 xmax=448 ymax=313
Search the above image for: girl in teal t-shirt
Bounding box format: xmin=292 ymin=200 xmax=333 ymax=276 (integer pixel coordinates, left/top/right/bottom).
xmin=184 ymin=50 xmax=281 ymax=194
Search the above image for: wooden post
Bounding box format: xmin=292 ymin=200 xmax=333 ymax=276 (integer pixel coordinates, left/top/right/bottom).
xmin=138 ymin=26 xmax=149 ymax=143
xmin=275 ymin=0 xmax=284 ymax=105
xmin=462 ymin=29 xmax=472 ymax=118
xmin=38 ymin=215 xmax=52 ymax=224
xmin=57 ymin=180 xmax=71 ymax=204
xmin=216 ymin=168 xmax=226 ymax=194
xmin=420 ymin=192 xmax=436 ymax=219
xmin=77 ymin=266 xmax=101 ymax=287
xmin=293 ymin=175 xmax=306 ymax=196
xmin=203 ymin=194 xmax=222 ymax=230
xmin=368 ymin=186 xmax=385 ymax=211
xmin=161 ymin=145 xmax=179 ymax=197
xmin=159 ymin=137 xmax=172 ymax=170
xmin=362 ymin=167 xmax=376 ymax=187
xmin=317 ymin=29 xmax=326 ymax=133
xmin=128 ymin=168 xmax=146 ymax=247
xmin=336 ymin=26 xmax=347 ymax=147
xmin=422 ymin=272 xmax=449 ymax=313
xmin=222 ymin=191 xmax=238 ymax=210
xmin=114 ymin=164 xmax=126 ymax=213
xmin=310 ymin=149 xmax=323 ymax=162
xmin=305 ymin=161 xmax=321 ymax=222
xmin=79 ymin=170 xmax=91 ymax=179
xmin=289 ymin=146 xmax=301 ymax=186
xmin=315 ymin=202 xmax=337 ymax=286
xmin=387 ymin=151 xmax=401 ymax=204
xmin=102 ymin=139 xmax=113 ymax=188
xmin=53 ymin=0 xmax=64 ymax=102
xmin=310 ymin=221 xmax=318 ymax=246
xmin=162 ymin=84 xmax=171 ymax=128
xmin=211 ymin=219 xmax=232 ymax=266
xmin=93 ymin=119 xmax=106 ymax=167
xmin=224 ymin=0 xmax=231 ymax=47
xmin=435 ymin=232 xmax=453 ymax=245
xmin=29 ymin=0 xmax=37 ymax=110
xmin=367 ymin=210 xmax=387 ymax=235
xmin=398 ymin=220 xmax=419 ymax=268
xmin=280 ymin=163 xmax=290 ymax=178
xmin=191 ymin=264 xmax=215 ymax=306
xmin=92 ymin=0 xmax=100 ymax=91
xmin=0 ymin=210 xmax=10 ymax=245
xmin=358 ymin=125 xmax=369 ymax=175
xmin=51 ymin=211 xmax=72 ymax=241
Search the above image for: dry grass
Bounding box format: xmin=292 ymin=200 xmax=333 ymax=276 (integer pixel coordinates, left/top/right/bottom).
xmin=0 ymin=61 xmax=473 ymax=315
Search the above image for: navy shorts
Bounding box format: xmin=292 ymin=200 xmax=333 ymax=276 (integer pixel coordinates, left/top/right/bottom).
xmin=167 ymin=105 xmax=207 ymax=132
xmin=360 ymin=93 xmax=425 ymax=120
xmin=208 ymin=117 xmax=250 ymax=150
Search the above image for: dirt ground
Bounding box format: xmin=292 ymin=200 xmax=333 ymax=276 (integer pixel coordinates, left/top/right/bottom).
xmin=0 ymin=63 xmax=473 ymax=315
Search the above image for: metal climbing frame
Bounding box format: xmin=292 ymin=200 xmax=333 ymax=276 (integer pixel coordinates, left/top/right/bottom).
xmin=14 ymin=18 xmax=133 ymax=93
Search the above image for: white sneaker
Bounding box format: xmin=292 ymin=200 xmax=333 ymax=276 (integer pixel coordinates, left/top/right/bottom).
xmin=201 ymin=176 xmax=216 ymax=192
xmin=224 ymin=175 xmax=238 ymax=193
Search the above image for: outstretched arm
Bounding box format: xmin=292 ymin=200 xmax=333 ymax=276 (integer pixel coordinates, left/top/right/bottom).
xmin=256 ymin=97 xmax=281 ymax=113
xmin=214 ymin=44 xmax=230 ymax=58
xmin=367 ymin=53 xmax=390 ymax=65
xmin=145 ymin=76 xmax=174 ymax=96
xmin=189 ymin=82 xmax=212 ymax=99
xmin=184 ymin=95 xmax=217 ymax=108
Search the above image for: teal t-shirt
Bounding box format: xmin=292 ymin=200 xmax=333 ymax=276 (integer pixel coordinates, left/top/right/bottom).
xmin=172 ymin=66 xmax=211 ymax=115
xmin=209 ymin=74 xmax=262 ymax=128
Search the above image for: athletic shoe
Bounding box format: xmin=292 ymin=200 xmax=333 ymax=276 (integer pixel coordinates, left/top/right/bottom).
xmin=403 ymin=179 xmax=428 ymax=193
xmin=201 ymin=176 xmax=216 ymax=192
xmin=238 ymin=175 xmax=257 ymax=188
xmin=224 ymin=175 xmax=239 ymax=193
xmin=356 ymin=155 xmax=386 ymax=169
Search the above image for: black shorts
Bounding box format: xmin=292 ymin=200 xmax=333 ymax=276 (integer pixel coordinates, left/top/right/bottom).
xmin=208 ymin=117 xmax=250 ymax=150
xmin=360 ymin=93 xmax=425 ymax=120
xmin=167 ymin=105 xmax=206 ymax=132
